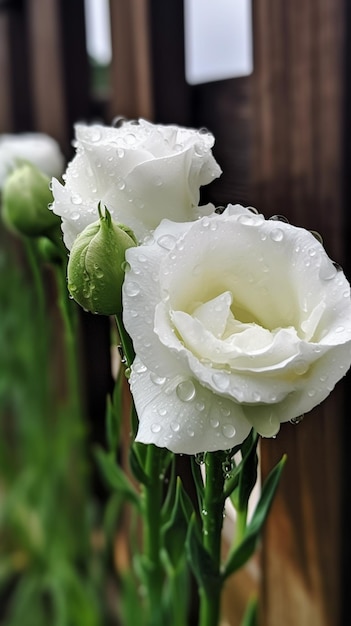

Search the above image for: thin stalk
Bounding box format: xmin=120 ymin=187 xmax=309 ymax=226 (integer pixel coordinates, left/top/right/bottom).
xmin=199 ymin=451 xmax=226 ymax=626
xmin=142 ymin=444 xmax=164 ymax=626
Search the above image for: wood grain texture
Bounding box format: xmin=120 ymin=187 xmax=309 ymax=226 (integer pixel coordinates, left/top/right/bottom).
xmin=250 ymin=1 xmax=346 ymax=624
xmin=109 ymin=0 xmax=153 ymax=121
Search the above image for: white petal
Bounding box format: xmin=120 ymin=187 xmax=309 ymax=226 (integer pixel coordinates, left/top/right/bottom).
xmin=130 ymin=358 xmax=252 ymax=454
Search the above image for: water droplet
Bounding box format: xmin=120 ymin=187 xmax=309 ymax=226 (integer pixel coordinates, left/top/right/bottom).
xmin=154 ymin=176 xmax=163 ymax=187
xmin=195 ymin=452 xmax=205 ymax=465
xmin=157 ymin=234 xmax=177 ymax=250
xmin=195 ymin=401 xmax=205 ymax=411
xmin=307 ymin=389 xmax=316 ymax=397
xmin=319 ymin=260 xmax=337 ymax=281
xmin=71 ymin=211 xmax=80 ymax=221
xmin=176 ymin=380 xmax=196 ymax=402
xmin=210 ymin=418 xmax=220 ymax=429
xmin=133 ymin=361 xmax=147 ymax=374
xmin=187 ymin=428 xmax=195 ymax=437
xmin=151 ymin=423 xmax=161 ymax=433
xmin=171 ymin=421 xmax=180 ymax=432
xmin=310 ymin=230 xmax=323 ymax=244
xmin=95 ymin=267 xmax=104 ymax=279
xmin=293 ymin=360 xmax=309 ymax=375
xmin=202 ymin=509 xmax=208 ymax=516
xmin=158 ymin=407 xmax=167 ymax=417
xmin=125 ymin=281 xmax=140 ymax=297
xmin=212 ymin=373 xmax=230 ymax=391
xmin=117 ymin=178 xmax=126 ymax=191
xmin=125 ymin=133 xmax=136 ymax=145
xmin=269 ymin=214 xmax=289 ymax=223
xmin=290 ymin=414 xmax=304 ymax=425
xmin=270 ymin=228 xmax=284 ymax=242
xmin=336 ymin=325 xmax=345 ymax=333
xmin=90 ymin=128 xmax=102 ymax=142
xmin=252 ymin=391 xmax=261 ymax=401
xmin=150 ymin=373 xmax=166 ymax=385
xmin=222 ymin=424 xmax=236 ymax=439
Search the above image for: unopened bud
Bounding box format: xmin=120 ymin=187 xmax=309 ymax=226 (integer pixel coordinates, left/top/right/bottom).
xmin=67 ymin=204 xmax=137 ymax=314
xmin=2 ymin=162 xmax=60 ymax=237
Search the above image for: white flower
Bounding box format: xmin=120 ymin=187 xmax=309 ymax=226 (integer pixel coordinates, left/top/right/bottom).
xmin=0 ymin=133 xmax=64 ymax=188
xmin=123 ymin=205 xmax=351 ymax=454
xmin=51 ymin=119 xmax=222 ymax=249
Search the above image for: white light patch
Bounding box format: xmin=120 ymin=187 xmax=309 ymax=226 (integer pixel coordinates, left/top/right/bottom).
xmin=184 ymin=0 xmax=253 ymax=85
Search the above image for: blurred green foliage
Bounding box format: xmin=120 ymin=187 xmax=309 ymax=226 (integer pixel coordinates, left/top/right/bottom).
xmin=0 ymin=234 xmax=107 ymax=626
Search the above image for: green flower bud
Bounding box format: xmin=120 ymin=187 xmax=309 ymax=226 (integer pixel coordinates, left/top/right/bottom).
xmin=1 ymin=161 xmax=60 ymax=237
xmin=67 ymin=205 xmax=137 ymax=315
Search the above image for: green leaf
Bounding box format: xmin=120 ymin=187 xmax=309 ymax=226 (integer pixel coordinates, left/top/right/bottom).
xmin=241 ymin=596 xmax=258 ymax=626
xmin=224 ymin=454 xmax=286 ymax=578
xmin=162 ymin=479 xmax=195 ymax=572
xmin=190 ymin=456 xmax=204 ymax=512
xmin=185 ymin=515 xmax=221 ymax=593
xmin=95 ymin=447 xmax=140 ymax=507
xmin=231 ymin=431 xmax=259 ymax=511
xmin=129 ymin=445 xmax=150 ymax=486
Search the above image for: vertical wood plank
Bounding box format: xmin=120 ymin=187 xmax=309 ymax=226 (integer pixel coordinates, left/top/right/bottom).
xmin=109 ymin=0 xmax=153 ymax=120
xmin=251 ymin=1 xmax=346 ymax=624
xmin=26 ymin=0 xmax=69 ymax=150
xmin=0 ymin=14 xmax=13 ymax=131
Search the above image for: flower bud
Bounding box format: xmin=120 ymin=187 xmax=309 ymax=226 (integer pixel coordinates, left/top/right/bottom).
xmin=67 ymin=205 xmax=137 ymax=315
xmin=1 ymin=162 xmax=60 ymax=237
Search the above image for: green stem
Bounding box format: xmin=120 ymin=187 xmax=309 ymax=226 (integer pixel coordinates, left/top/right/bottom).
xmin=24 ymin=239 xmax=46 ymax=324
xmin=143 ymin=444 xmax=164 ymax=625
xmin=233 ymin=506 xmax=248 ymax=549
xmin=53 ymin=265 xmax=81 ymax=415
xmin=199 ymin=451 xmax=226 ymax=626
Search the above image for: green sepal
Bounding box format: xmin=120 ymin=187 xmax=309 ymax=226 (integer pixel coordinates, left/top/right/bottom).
xmin=162 ymin=479 xmax=195 ymax=572
xmin=241 ymin=596 xmax=258 ymax=626
xmin=231 ymin=430 xmax=259 ymax=511
xmin=223 ymin=454 xmax=286 ymax=578
xmin=95 ymin=447 xmax=140 ymax=507
xmin=185 ymin=515 xmax=221 ymax=593
xmin=129 ymin=444 xmax=150 ymax=486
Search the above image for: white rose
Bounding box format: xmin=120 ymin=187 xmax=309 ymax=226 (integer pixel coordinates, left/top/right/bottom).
xmin=0 ymin=132 xmax=64 ymax=188
xmin=51 ymin=119 xmax=222 ymax=249
xmin=123 ymin=205 xmax=351 ymax=454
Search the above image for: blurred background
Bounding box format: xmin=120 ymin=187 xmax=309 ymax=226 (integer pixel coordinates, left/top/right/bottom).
xmin=0 ymin=1 xmax=350 ymax=625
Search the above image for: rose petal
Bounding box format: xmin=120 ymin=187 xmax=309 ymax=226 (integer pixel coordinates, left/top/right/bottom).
xmin=130 ymin=357 xmax=252 ymax=454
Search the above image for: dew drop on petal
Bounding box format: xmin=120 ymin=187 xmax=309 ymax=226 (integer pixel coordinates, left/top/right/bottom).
xmin=210 ymin=418 xmax=220 ymax=429
xmin=71 ymin=212 xmax=80 ymax=221
xmin=151 ymin=423 xmax=162 ymax=433
xmin=117 ymin=178 xmax=126 ymax=191
xmin=176 ymin=380 xmax=196 ymax=402
xmin=133 ymin=362 xmax=147 ymax=374
xmin=124 ymin=281 xmax=140 ymax=297
xmin=171 ymin=421 xmax=180 ymax=432
xmin=90 ymin=128 xmax=102 ymax=142
xmin=150 ymin=373 xmax=167 ymax=385
xmin=212 ymin=373 xmax=230 ymax=391
xmin=270 ymin=228 xmax=284 ymax=242
xmin=158 ymin=408 xmax=167 ymax=417
xmin=319 ymin=259 xmax=337 ymax=281
xmin=187 ymin=428 xmax=195 ymax=437
xmin=290 ymin=415 xmax=304 ymax=425
xmin=195 ymin=401 xmax=205 ymax=412
xmin=157 ymin=234 xmax=177 ymax=250
xmin=293 ymin=360 xmax=309 ymax=375
xmin=222 ymin=424 xmax=236 ymax=439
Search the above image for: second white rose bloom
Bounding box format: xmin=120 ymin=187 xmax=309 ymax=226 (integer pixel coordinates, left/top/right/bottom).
xmin=123 ymin=205 xmax=351 ymax=454
xmin=51 ymin=119 xmax=222 ymax=249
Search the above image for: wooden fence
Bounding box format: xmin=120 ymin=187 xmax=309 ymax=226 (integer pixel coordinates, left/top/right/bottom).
xmin=1 ymin=1 xmax=349 ymax=624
